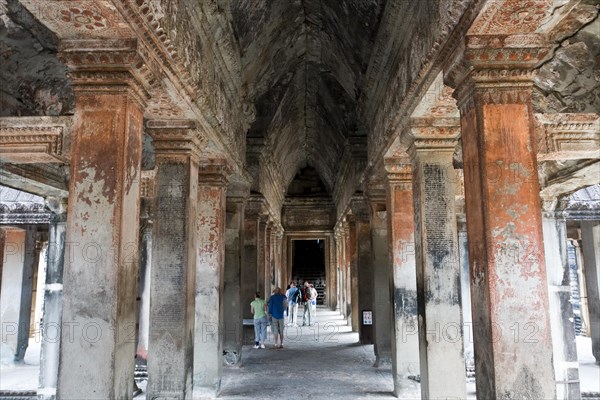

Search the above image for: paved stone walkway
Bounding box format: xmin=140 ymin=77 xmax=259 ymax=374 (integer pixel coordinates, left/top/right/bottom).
xmin=2 ymin=306 xmax=599 ymax=399
xmin=218 ymin=307 xmax=400 ymax=399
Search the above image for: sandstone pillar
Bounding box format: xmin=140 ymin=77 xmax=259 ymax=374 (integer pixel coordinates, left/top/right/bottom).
xmin=264 ymin=222 xmax=272 ymax=293
xmin=335 ymin=228 xmax=345 ymax=317
xmin=223 ymin=194 xmax=246 ymax=366
xmin=146 ymin=121 xmax=202 ymax=399
xmin=353 ymin=199 xmax=374 ymax=344
xmin=369 ymin=195 xmax=392 ymax=367
xmin=385 ymin=163 xmax=420 ymax=395
xmin=38 ymin=199 xmax=67 ymax=400
xmin=542 ymin=205 xmax=581 ymax=398
xmin=327 ymin=234 xmax=337 ymax=311
xmin=241 ymin=201 xmax=260 ymax=319
xmin=276 ymin=230 xmax=284 ymax=289
xmin=342 ymin=222 xmax=355 ymax=326
xmin=57 ymin=46 xmax=145 ymax=398
xmin=193 ymin=161 xmax=229 ymax=399
xmin=136 ymin=196 xmax=153 ymax=363
xmin=257 ymin=216 xmax=268 ymax=299
xmin=457 ymin=214 xmax=474 ymax=369
xmin=581 ymin=221 xmax=600 ymax=364
xmin=348 ymin=217 xmax=359 ymax=332
xmin=0 ymin=226 xmax=36 ymax=365
xmin=409 ymin=122 xmax=466 ymax=399
xmin=446 ymin=35 xmax=556 ymax=397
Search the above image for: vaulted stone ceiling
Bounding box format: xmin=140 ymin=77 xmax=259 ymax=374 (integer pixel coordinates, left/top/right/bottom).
xmin=231 ymin=0 xmax=385 ymax=193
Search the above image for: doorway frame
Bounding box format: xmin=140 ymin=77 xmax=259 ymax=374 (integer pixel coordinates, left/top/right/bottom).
xmin=283 ymin=231 xmax=335 ymax=307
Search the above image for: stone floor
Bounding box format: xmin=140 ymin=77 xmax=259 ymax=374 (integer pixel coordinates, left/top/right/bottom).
xmin=2 ymin=307 xmax=599 ymax=399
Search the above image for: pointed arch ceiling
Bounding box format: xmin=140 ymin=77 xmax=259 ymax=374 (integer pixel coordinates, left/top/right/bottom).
xmin=231 ymin=0 xmax=386 ymax=192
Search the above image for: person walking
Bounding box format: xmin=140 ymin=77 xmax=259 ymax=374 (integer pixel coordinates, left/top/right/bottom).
xmin=267 ymin=287 xmax=287 ymax=348
xmin=302 ymin=281 xmax=317 ymax=326
xmin=285 ymin=281 xmax=301 ymax=326
xmin=307 ymin=283 xmax=318 ymax=325
xmin=250 ymin=292 xmax=267 ymax=349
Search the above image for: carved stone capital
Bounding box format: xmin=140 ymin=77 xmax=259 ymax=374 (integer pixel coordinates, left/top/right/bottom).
xmin=408 ymin=123 xmax=461 ymax=154
xmin=445 ymin=33 xmax=551 ymax=112
xmin=146 ymin=119 xmax=207 ymax=159
xmin=0 ymin=117 xmax=72 ymax=164
xmin=58 ymin=39 xmax=153 ymax=107
xmin=385 ymin=161 xmax=412 ymax=189
xmin=198 ymin=159 xmax=232 ymax=187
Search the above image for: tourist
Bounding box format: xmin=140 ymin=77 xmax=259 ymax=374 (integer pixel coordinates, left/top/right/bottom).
xmin=285 ymin=281 xmax=301 ymax=326
xmin=267 ymin=286 xmax=287 ymax=348
xmin=250 ymin=292 xmax=267 ymax=349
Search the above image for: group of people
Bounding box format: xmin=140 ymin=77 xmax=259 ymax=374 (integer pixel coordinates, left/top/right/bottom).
xmin=285 ymin=281 xmax=318 ymax=327
xmin=249 ymin=281 xmax=319 ymax=349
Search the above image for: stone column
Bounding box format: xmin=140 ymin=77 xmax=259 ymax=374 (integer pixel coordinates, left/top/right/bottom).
xmin=542 ymin=203 xmax=581 ymax=398
xmin=264 ymin=222 xmax=272 ymax=293
xmin=409 ymin=122 xmax=465 ymax=398
xmin=581 ymin=221 xmax=600 ymax=364
xmin=145 ymin=121 xmax=202 ymax=399
xmin=193 ymin=161 xmax=230 ymax=399
xmin=353 ymin=199 xmax=374 ymax=344
xmin=38 ymin=199 xmax=67 ymax=400
xmin=445 ymin=37 xmax=555 ymax=398
xmin=257 ymin=216 xmax=268 ymax=299
xmin=337 ymin=226 xmax=347 ymax=318
xmin=241 ymin=201 xmax=261 ymax=320
xmin=348 ymin=217 xmax=359 ymax=332
xmin=0 ymin=226 xmax=36 ymax=365
xmin=275 ymin=230 xmax=284 ymax=288
xmin=327 ymin=234 xmax=337 ymax=311
xmin=334 ymin=229 xmax=342 ymax=314
xmin=369 ymin=195 xmax=392 ymax=367
xmin=385 ymin=163 xmax=420 ymax=395
xmin=457 ymin=214 xmax=475 ymax=372
xmin=223 ymin=193 xmax=246 ymax=366
xmin=56 ymin=45 xmax=146 ymax=399
xmin=344 ymin=222 xmax=353 ymax=326
xmin=136 ymin=196 xmax=153 ymax=363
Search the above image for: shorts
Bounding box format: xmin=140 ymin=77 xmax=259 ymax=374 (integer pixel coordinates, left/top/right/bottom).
xmin=271 ymin=318 xmax=285 ymax=335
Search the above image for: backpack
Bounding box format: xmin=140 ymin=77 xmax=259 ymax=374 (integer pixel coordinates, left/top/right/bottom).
xmin=302 ymin=287 xmax=309 ymax=302
xmin=292 ymin=288 xmax=302 ymax=303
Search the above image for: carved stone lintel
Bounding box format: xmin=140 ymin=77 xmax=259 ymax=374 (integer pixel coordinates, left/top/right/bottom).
xmin=0 ymin=117 xmax=72 ymax=164
xmin=535 ymin=113 xmax=600 ymax=160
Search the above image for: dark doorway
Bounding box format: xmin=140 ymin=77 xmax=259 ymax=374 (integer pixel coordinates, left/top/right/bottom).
xmin=292 ymin=239 xmax=326 ymax=304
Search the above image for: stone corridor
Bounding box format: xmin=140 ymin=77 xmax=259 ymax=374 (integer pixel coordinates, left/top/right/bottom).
xmin=1 ymin=0 xmax=599 ymax=399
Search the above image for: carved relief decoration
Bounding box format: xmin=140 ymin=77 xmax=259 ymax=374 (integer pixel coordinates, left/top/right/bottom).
xmin=21 ymin=1 xmax=132 ymax=38
xmin=468 ymin=0 xmax=554 ymax=35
